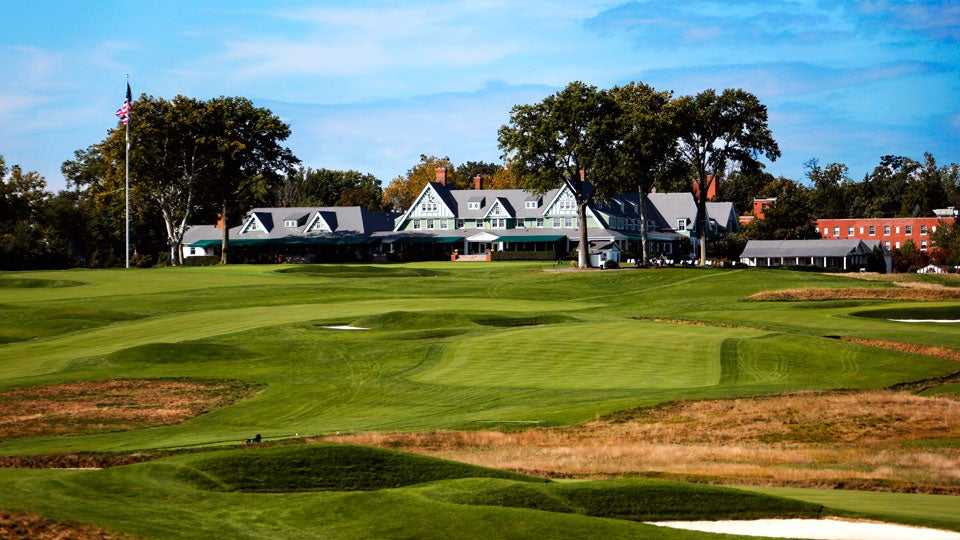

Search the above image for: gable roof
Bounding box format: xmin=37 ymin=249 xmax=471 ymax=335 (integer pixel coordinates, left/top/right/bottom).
xmin=740 ymin=239 xmax=873 ymax=258
xmin=188 ymin=206 xmax=397 ymax=245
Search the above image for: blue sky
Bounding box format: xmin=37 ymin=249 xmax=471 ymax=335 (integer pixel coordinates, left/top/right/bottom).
xmin=2 ymin=0 xmax=958 ymax=192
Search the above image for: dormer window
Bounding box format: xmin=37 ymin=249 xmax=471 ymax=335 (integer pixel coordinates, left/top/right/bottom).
xmin=525 ymin=200 xmax=538 ymax=209
xmin=246 ymin=219 xmax=263 ymax=232
xmin=468 ymin=202 xmax=480 ymax=210
xmin=284 ymin=220 xmax=299 ymax=228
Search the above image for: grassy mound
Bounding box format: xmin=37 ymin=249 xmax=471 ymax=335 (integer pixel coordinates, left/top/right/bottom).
xmin=100 ymin=342 xmax=258 ymax=365
xmin=432 ymin=478 xmax=823 ymax=522
xmin=0 ymin=277 xmax=85 ymax=288
xmin=276 ymin=265 xmax=446 ymax=278
xmin=852 ymin=305 xmax=960 ymax=320
xmin=176 ymin=443 xmax=546 ymax=492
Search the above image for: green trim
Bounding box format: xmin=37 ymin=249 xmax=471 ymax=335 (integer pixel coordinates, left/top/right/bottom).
xmin=495 ymin=234 xmax=566 ymax=242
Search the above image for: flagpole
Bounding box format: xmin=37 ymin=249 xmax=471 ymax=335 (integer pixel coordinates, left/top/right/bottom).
xmin=124 ymin=75 xmax=130 ymax=269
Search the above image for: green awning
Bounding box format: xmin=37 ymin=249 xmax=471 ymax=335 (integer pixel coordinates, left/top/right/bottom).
xmin=495 ymin=234 xmax=566 ymax=242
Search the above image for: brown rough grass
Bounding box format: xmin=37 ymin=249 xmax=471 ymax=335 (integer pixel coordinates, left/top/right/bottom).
xmin=0 ymin=379 xmax=259 ymax=442
xmin=746 ymin=287 xmax=960 ymax=301
xmin=0 ymin=510 xmax=136 ymax=539
xmin=322 ymin=390 xmax=960 ymax=493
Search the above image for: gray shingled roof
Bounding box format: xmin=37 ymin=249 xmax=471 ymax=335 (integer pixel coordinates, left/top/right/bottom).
xmin=185 ymin=207 xmax=398 ymax=244
xmin=740 ymin=239 xmax=872 ymax=258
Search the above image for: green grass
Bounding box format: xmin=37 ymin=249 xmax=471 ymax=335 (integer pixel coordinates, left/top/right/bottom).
xmin=1 ymin=263 xmax=959 ymax=537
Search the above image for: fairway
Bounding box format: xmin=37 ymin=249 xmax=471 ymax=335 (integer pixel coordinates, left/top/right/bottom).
xmin=1 ymin=263 xmax=958 ymax=538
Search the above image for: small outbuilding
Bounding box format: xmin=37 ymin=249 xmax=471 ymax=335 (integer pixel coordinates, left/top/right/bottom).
xmin=739 ymin=239 xmax=887 ymax=272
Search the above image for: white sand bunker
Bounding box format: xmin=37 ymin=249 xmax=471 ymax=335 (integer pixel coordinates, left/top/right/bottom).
xmin=321 ymin=325 xmax=368 ymax=330
xmin=891 ymin=319 xmax=960 ymax=323
xmin=648 ymin=518 xmax=960 ymax=539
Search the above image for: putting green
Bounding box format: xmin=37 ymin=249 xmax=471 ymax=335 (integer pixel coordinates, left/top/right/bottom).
xmin=411 ymin=322 xmax=754 ymax=389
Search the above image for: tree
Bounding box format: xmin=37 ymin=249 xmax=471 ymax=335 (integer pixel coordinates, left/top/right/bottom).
xmin=125 ymin=95 xmax=214 ymax=265
xmin=675 ymin=88 xmax=780 ymax=265
xmin=279 ymin=167 xmax=383 ymax=210
xmin=805 ymin=159 xmax=850 ymax=219
xmin=742 ymin=177 xmax=819 ymax=240
xmin=498 ymin=81 xmax=618 ymax=268
xmin=382 ymin=155 xmax=458 ymax=212
xmin=202 ymin=97 xmax=299 ymax=264
xmin=607 ymin=82 xmax=680 ymax=265
xmin=931 ymin=218 xmax=960 ymax=266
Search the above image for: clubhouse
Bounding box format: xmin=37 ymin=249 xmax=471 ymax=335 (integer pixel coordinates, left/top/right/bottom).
xmin=183 ymin=169 xmax=739 ymax=264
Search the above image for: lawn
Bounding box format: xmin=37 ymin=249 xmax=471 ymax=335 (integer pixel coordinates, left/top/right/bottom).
xmin=0 ymin=263 xmax=957 ymax=537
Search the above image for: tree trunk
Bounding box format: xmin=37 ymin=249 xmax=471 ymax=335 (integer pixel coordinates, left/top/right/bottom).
xmin=577 ymin=201 xmax=590 ymax=269
xmin=639 ymin=189 xmax=649 ymax=265
xmin=219 ymin=200 xmax=229 ymax=265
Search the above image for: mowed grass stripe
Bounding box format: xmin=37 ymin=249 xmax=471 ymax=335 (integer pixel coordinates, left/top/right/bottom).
xmin=0 ymin=298 xmax=599 ymax=379
xmin=411 ymin=322 xmax=764 ymax=389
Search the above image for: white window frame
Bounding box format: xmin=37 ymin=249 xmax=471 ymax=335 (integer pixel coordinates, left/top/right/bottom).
xmin=677 ymin=219 xmax=687 ymax=232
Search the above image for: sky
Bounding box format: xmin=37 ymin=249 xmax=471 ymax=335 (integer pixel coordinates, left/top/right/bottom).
xmin=2 ymin=0 xmax=959 ymax=193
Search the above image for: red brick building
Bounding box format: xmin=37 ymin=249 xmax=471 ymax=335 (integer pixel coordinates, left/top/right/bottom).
xmin=816 ymin=216 xmax=954 ymax=251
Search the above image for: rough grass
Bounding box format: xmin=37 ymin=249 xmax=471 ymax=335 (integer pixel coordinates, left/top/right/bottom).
xmin=0 ymin=510 xmax=134 ymax=540
xmin=0 ymin=379 xmax=260 ymax=440
xmin=746 ymin=287 xmax=960 ymax=301
xmin=325 ymin=390 xmax=960 ymax=494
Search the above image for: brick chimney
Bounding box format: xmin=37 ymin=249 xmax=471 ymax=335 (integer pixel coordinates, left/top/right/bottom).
xmin=650 ymin=186 xmax=657 ymax=194
xmin=474 ymin=175 xmax=482 ymax=190
xmin=435 ymin=167 xmax=447 ymax=186
xmin=216 ymin=213 xmax=224 ymax=229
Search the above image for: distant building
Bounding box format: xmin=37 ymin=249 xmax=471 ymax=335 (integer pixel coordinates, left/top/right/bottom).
xmin=816 ymin=215 xmax=955 ymax=252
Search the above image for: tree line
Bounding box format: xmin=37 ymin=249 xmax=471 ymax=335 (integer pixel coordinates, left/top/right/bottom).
xmin=2 ymin=83 xmax=959 ymax=270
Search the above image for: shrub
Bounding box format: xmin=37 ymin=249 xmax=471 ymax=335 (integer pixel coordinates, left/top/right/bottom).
xmin=183 ymin=256 xmax=219 ymax=266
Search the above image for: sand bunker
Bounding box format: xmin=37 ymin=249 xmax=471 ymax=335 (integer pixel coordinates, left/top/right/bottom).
xmin=648 ymin=518 xmax=960 ymax=539
xmin=321 ymin=325 xmax=369 ymax=330
xmin=891 ymin=319 xmax=960 ymax=323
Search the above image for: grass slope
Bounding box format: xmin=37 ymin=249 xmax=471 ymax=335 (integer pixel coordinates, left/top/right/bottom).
xmin=0 ymin=444 xmax=823 ymax=539
xmin=0 ymin=263 xmax=958 ymax=536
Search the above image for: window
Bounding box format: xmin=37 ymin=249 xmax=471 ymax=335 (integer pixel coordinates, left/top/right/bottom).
xmin=516 ymin=219 xmax=525 ymax=228
xmin=412 ymin=220 xmax=421 ymax=230
xmin=676 ymin=219 xmax=687 ymax=232
xmin=553 ymin=218 xmax=561 ymax=228
xmin=920 ymin=225 xmax=928 ymax=235
xmin=247 ymin=219 xmax=262 ymax=232
xmin=536 ymin=218 xmax=544 ymax=228
xmin=823 ymin=227 xmax=830 ymax=235
xmin=491 ymin=218 xmax=506 ymax=228
xmin=833 ymin=227 xmax=840 ymax=237
xmin=869 ymin=225 xmax=876 ymax=236
xmin=921 ymin=240 xmax=928 ymax=250
xmin=661 ymin=244 xmax=672 ymax=254
xmin=559 ymin=200 xmax=576 ymax=211
xmin=884 ymin=241 xmax=891 ymax=249
xmin=440 ymin=220 xmax=448 ymax=230
xmin=284 ymin=219 xmax=299 ymax=228
xmin=564 ymin=217 xmax=574 ymax=228
xmin=456 ymin=219 xmax=464 ymax=229
xmin=859 ymin=227 xmax=865 ymax=234
xmin=905 ymin=225 xmax=912 ymax=235
xmin=648 ymin=220 xmax=657 ymax=230
xmin=884 ymin=225 xmax=890 ymax=235
xmin=525 ymin=201 xmax=537 ymax=209
xmin=895 ymin=226 xmax=900 ymax=234
xmin=895 ymin=242 xmax=900 ymax=249
xmin=426 ymin=219 xmax=435 ymax=230
xmin=467 ymin=202 xmax=480 ymax=210
xmin=421 ymin=202 xmax=437 ymax=213
xmin=848 ymin=226 xmax=854 ymax=236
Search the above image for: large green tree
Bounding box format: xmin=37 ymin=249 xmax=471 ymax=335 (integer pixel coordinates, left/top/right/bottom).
xmin=607 ymin=82 xmax=681 ymax=265
xmin=674 ymin=88 xmax=780 ymax=265
xmin=278 ymin=168 xmax=383 ymax=210
xmin=498 ymin=82 xmax=619 ymax=268
xmin=201 ymin=97 xmax=299 ymax=264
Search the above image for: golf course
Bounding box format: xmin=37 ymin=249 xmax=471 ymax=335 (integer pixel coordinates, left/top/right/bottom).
xmin=1 ymin=262 xmax=958 ymax=538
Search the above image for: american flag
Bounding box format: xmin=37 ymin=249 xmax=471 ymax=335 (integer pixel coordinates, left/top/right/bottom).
xmin=116 ymin=83 xmax=131 ymax=125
